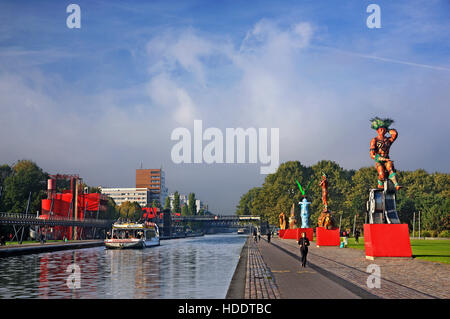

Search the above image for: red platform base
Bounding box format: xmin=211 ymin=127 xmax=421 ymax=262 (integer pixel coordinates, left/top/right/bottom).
xmin=281 ymin=228 xmax=314 ymax=241
xmin=364 ymin=224 xmax=412 ymax=258
xmin=278 ymin=229 xmax=286 ymax=238
xmin=316 ymin=227 xmax=340 ymax=246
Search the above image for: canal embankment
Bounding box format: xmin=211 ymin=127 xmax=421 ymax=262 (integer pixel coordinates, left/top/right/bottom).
xmin=226 ymin=237 xmax=249 ymax=298
xmin=0 ymin=240 xmax=104 ymax=258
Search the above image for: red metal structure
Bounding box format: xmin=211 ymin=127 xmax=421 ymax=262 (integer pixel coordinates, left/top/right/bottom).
xmin=40 ymin=174 xmax=108 ymax=240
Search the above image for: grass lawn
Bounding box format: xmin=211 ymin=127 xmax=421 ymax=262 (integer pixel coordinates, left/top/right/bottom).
xmin=4 ymin=240 xmax=66 ymax=246
xmin=346 ymin=237 xmax=450 ymax=264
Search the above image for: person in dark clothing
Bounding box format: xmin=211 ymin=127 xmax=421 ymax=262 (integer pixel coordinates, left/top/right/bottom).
xmin=267 ymin=230 xmax=271 ymax=243
xmin=298 ymin=232 xmax=310 ymax=267
xmin=253 ymin=228 xmax=257 ymax=242
xmin=355 ymin=229 xmax=360 ymax=244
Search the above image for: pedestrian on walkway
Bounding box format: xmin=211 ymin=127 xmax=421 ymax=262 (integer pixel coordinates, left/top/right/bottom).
xmin=298 ymin=232 xmax=310 ymax=267
xmin=253 ymin=228 xmax=258 ymax=242
xmin=355 ymin=229 xmax=360 ymax=244
xmin=258 ymin=230 xmax=261 ymax=242
xmin=267 ymin=229 xmax=271 ymax=243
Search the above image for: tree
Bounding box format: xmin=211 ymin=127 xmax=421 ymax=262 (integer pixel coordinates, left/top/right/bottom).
xmin=104 ymin=197 xmax=119 ymax=220
xmin=164 ymin=196 xmax=171 ymax=211
xmin=2 ymin=160 xmax=48 ymax=214
xmin=181 ymin=204 xmax=188 ymax=216
xmin=173 ymin=191 xmax=181 ymax=215
xmin=118 ymin=201 xmax=142 ymax=221
xmin=151 ymin=199 xmax=160 ymax=208
xmin=188 ymin=193 xmax=197 ymax=215
xmin=0 ymin=164 xmax=12 ymax=187
xmin=236 ymin=187 xmax=261 ymax=216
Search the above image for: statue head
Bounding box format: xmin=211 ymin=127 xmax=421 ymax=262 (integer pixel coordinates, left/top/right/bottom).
xmin=371 ymin=117 xmax=394 ymax=137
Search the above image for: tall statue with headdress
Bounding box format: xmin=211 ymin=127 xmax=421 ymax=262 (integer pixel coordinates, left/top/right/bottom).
xmin=369 ymin=117 xmax=402 ymax=191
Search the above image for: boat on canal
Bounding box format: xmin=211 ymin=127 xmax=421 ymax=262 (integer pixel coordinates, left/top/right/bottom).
xmin=104 ymin=221 xmax=160 ymax=249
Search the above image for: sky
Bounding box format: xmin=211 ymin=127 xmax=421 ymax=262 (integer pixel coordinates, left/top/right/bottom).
xmin=0 ymin=0 xmax=449 ymax=214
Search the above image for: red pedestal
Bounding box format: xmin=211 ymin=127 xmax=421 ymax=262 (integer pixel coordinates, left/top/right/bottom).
xmin=280 ymin=228 xmax=314 ymax=241
xmin=364 ymin=224 xmax=412 ymax=258
xmin=278 ymin=229 xmax=286 ymax=238
xmin=316 ymin=227 xmax=340 ymax=246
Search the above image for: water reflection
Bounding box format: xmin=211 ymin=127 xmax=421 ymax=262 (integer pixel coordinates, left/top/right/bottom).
xmin=0 ymin=234 xmax=246 ymax=299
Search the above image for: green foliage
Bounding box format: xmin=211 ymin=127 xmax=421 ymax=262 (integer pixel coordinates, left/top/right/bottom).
xmin=188 ymin=193 xmax=197 ymax=215
xmin=164 ymin=196 xmax=171 ymax=210
xmin=104 ymin=197 xmax=119 ymax=220
xmin=181 ymin=204 xmax=188 ymax=216
xmin=151 ymin=199 xmax=160 ymax=208
xmin=173 ymin=191 xmax=181 ymax=215
xmin=237 ymin=160 xmax=449 ymax=231
xmin=439 ymin=230 xmax=450 ymax=238
xmin=0 ymin=164 xmax=12 ymax=187
xmin=1 ymin=160 xmax=48 ymax=214
xmin=118 ymin=201 xmax=142 ymax=221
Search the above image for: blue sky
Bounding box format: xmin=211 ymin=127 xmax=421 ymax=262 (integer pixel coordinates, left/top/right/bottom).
xmin=0 ymin=0 xmax=449 ymax=213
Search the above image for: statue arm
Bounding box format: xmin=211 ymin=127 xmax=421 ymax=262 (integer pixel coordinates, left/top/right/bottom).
xmin=388 ymin=129 xmax=398 ymax=143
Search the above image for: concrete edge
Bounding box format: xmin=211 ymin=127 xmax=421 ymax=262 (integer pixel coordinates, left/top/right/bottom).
xmin=225 ymin=236 xmax=249 ymax=299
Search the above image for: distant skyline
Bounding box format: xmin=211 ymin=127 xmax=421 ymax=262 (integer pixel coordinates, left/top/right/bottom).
xmin=0 ymin=0 xmax=449 ymax=214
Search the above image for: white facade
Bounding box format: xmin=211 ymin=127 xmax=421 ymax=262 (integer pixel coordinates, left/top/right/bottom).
xmin=100 ymin=187 xmax=151 ymax=207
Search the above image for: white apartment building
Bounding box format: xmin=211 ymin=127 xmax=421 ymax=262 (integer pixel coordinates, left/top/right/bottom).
xmin=100 ymin=187 xmax=151 ymax=207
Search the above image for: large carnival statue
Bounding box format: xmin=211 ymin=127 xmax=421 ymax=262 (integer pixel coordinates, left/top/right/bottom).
xmin=367 ymin=117 xmax=402 ymax=224
xmin=364 ymin=117 xmax=411 ymax=258
xmin=299 ymin=198 xmax=311 ymax=228
xmin=295 ymin=179 xmax=312 ymax=228
xmin=369 ymin=117 xmax=402 ymax=191
xmin=317 ymin=173 xmax=337 ymax=230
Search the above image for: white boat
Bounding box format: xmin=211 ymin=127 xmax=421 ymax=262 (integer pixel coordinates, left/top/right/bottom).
xmin=104 ymin=221 xmax=160 ymax=249
xmin=237 ymin=228 xmax=246 ymax=234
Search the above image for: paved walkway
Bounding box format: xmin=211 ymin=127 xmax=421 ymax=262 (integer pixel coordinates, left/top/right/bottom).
xmin=257 ymin=238 xmax=362 ymax=299
xmin=271 ymin=237 xmax=450 ymax=299
xmin=244 ymin=239 xmax=281 ymax=299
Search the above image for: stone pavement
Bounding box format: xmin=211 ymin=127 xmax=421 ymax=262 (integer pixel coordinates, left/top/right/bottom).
xmin=271 ymin=237 xmax=450 ymax=299
xmin=244 ymin=238 xmax=281 ymax=299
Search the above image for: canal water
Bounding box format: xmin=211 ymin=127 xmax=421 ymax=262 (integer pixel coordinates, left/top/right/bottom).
xmin=0 ymin=234 xmax=247 ymax=299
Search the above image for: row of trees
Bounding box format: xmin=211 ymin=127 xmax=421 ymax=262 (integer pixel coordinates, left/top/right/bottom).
xmin=165 ymin=191 xmax=207 ymax=216
xmin=236 ymin=160 xmax=449 ymax=233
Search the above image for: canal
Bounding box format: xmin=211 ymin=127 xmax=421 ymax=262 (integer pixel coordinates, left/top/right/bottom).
xmin=0 ymin=234 xmax=247 ymax=299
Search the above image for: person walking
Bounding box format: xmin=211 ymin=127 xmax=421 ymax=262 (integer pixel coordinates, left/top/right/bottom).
xmin=253 ymin=228 xmax=258 ymax=242
xmin=355 ymin=229 xmax=360 ymax=244
xmin=298 ymin=232 xmax=310 ymax=267
xmin=267 ymin=229 xmax=271 ymax=243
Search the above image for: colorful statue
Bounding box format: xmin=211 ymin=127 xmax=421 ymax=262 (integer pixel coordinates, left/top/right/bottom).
xmin=279 ymin=211 xmax=287 ymax=230
xmin=289 ymin=203 xmax=297 ymax=229
xmin=369 ymin=117 xmax=402 ymax=191
xmin=318 ymin=210 xmax=336 ymax=230
xmin=299 ymin=197 xmax=311 ymax=228
xmin=319 ymin=173 xmax=328 ymax=210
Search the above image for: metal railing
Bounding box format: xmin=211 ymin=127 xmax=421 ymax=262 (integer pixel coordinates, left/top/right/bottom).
xmin=0 ymin=212 xmax=114 ymax=228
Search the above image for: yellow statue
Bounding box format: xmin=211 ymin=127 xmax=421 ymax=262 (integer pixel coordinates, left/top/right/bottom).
xmin=279 ymin=212 xmax=287 ymax=230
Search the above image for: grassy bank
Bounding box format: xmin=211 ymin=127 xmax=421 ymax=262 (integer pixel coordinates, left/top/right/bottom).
xmin=346 ymin=237 xmax=450 ymax=264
